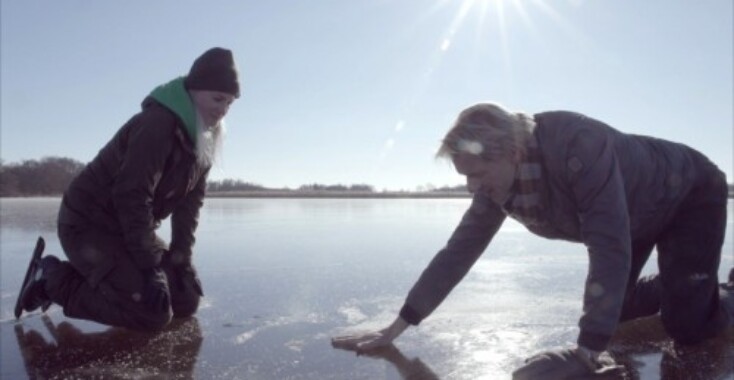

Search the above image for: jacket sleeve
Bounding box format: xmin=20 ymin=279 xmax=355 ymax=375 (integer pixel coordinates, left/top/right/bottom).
xmin=566 ymin=122 xmax=632 ymax=352
xmin=169 ymin=168 xmax=209 ymax=264
xmin=111 ymin=110 xmax=175 ymax=270
xmin=399 ymin=194 xmax=506 ymax=325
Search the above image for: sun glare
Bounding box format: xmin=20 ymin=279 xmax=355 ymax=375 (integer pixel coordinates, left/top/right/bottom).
xmin=422 ymin=0 xmax=577 ymax=85
xmin=378 ymin=0 xmax=570 ymax=165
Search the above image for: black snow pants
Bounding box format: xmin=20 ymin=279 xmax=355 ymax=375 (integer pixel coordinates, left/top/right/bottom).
xmin=618 ymin=162 xmax=730 ymax=345
xmin=46 ymin=205 xmax=202 ymax=331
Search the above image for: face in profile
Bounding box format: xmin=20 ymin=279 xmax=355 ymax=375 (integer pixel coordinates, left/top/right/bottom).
xmin=452 ymin=153 xmax=516 ymax=205
xmin=190 ymin=90 xmax=236 ymax=128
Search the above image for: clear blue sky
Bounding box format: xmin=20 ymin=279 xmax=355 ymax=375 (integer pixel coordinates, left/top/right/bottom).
xmin=2 ymin=1 xmax=732 ymax=191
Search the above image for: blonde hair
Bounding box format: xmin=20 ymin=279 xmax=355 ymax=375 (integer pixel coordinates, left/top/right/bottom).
xmin=436 ymin=102 xmax=536 ymax=161
xmin=195 ymin=112 xmax=225 ymax=167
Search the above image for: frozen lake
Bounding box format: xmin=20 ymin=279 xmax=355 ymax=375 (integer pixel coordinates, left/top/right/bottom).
xmin=1 ymin=197 xmax=733 ymax=379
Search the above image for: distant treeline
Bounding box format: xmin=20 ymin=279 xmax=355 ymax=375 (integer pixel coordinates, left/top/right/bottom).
xmin=0 ymin=157 xmax=466 ymax=197
xmin=206 ymin=180 xmax=379 ymax=193
xmin=207 ymin=179 xmax=268 ymax=192
xmin=197 ymin=180 xmax=468 ymax=194
xmin=1 ymin=156 xmax=731 ymax=197
xmin=0 ymin=157 xmax=85 ymax=196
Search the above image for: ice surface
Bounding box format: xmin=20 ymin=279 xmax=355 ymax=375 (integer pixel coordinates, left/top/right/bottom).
xmin=1 ymin=198 xmax=733 ymax=379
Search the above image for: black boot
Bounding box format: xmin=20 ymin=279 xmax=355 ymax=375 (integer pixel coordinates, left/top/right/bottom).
xmin=14 ymin=237 xmax=60 ymax=319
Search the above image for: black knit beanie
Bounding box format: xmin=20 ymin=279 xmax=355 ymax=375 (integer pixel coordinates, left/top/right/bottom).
xmin=184 ymin=47 xmax=240 ymax=98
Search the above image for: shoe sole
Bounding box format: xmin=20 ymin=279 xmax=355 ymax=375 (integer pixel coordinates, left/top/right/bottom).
xmin=13 ymin=237 xmax=45 ymax=319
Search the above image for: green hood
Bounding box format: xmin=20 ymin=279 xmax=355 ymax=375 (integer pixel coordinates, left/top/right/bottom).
xmin=148 ymin=77 xmax=198 ymax=145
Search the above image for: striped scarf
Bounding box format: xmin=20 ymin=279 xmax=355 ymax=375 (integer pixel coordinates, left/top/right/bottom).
xmin=502 ymin=136 xmax=547 ymax=226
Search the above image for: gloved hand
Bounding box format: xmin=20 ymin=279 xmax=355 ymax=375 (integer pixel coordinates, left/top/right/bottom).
xmin=512 ymin=347 xmax=624 ymax=380
xmin=174 ymin=264 xmax=203 ymax=297
xmin=163 ymin=251 xmax=203 ymax=297
xmin=141 ymin=267 xmax=170 ymax=313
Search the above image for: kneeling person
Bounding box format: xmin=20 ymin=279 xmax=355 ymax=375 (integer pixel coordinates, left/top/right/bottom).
xmin=15 ymin=47 xmax=240 ymax=330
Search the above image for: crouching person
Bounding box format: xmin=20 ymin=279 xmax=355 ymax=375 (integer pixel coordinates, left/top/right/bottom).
xmin=332 ymin=102 xmax=734 ymax=379
xmin=14 ymin=47 xmax=240 ymax=330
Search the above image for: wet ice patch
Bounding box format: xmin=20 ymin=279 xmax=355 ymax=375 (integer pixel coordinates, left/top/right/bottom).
xmin=337 ymin=305 xmax=367 ymax=324
xmin=285 ymin=339 xmax=305 ymax=352
xmin=421 ymin=324 xmax=543 ymax=380
xmin=197 ymin=297 xmax=213 ymax=310
xmin=472 ymin=350 xmax=505 ymax=363
xmin=234 ymin=329 xmax=258 ymax=345
xmin=228 ymin=313 xmax=325 ymax=345
xmin=331 ymin=297 xmax=403 ymax=336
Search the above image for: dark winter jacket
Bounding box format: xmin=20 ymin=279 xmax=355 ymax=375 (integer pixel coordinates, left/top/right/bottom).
xmin=399 ymin=111 xmax=726 ymax=351
xmin=59 ymin=77 xmax=209 ymax=271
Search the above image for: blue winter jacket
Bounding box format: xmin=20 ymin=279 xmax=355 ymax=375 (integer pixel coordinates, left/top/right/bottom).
xmin=399 ymin=110 xmax=726 ymax=351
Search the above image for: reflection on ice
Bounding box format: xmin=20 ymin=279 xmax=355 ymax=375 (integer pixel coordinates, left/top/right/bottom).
xmin=352 ymin=345 xmax=441 ymax=380
xmin=224 ymin=312 xmax=326 ymax=348
xmin=11 ymin=315 xmax=202 ymax=379
xmin=233 ymin=329 xmax=258 ymax=345
xmin=285 ymin=339 xmax=306 ymax=352
xmin=609 ymin=316 xmax=734 ymax=379
xmin=337 ymin=305 xmax=368 ymax=324
xmin=1 ymin=199 xmax=733 ymax=379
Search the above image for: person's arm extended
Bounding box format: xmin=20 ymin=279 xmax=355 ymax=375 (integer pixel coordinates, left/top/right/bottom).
xmin=332 ymin=194 xmax=505 ymax=350
xmin=399 ymin=194 xmax=505 ymax=325
xmin=169 ymin=168 xmax=209 ymax=264
xmin=112 ymin=111 xmax=175 ymax=270
xmin=565 ymin=125 xmax=632 ymax=352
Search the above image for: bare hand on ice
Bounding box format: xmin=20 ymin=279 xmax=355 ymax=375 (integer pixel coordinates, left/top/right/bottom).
xmin=331 ymin=330 xmax=395 ymax=352
xmin=331 ymin=316 xmax=410 ymax=353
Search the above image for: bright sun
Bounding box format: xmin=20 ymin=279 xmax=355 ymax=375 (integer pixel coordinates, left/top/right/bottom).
xmin=432 ymin=0 xmax=564 ymax=68
xmin=379 ymin=0 xmax=566 ymax=162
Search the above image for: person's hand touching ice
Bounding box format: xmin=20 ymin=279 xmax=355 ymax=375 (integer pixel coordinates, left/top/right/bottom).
xmin=331 ymin=316 xmax=409 ymax=353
